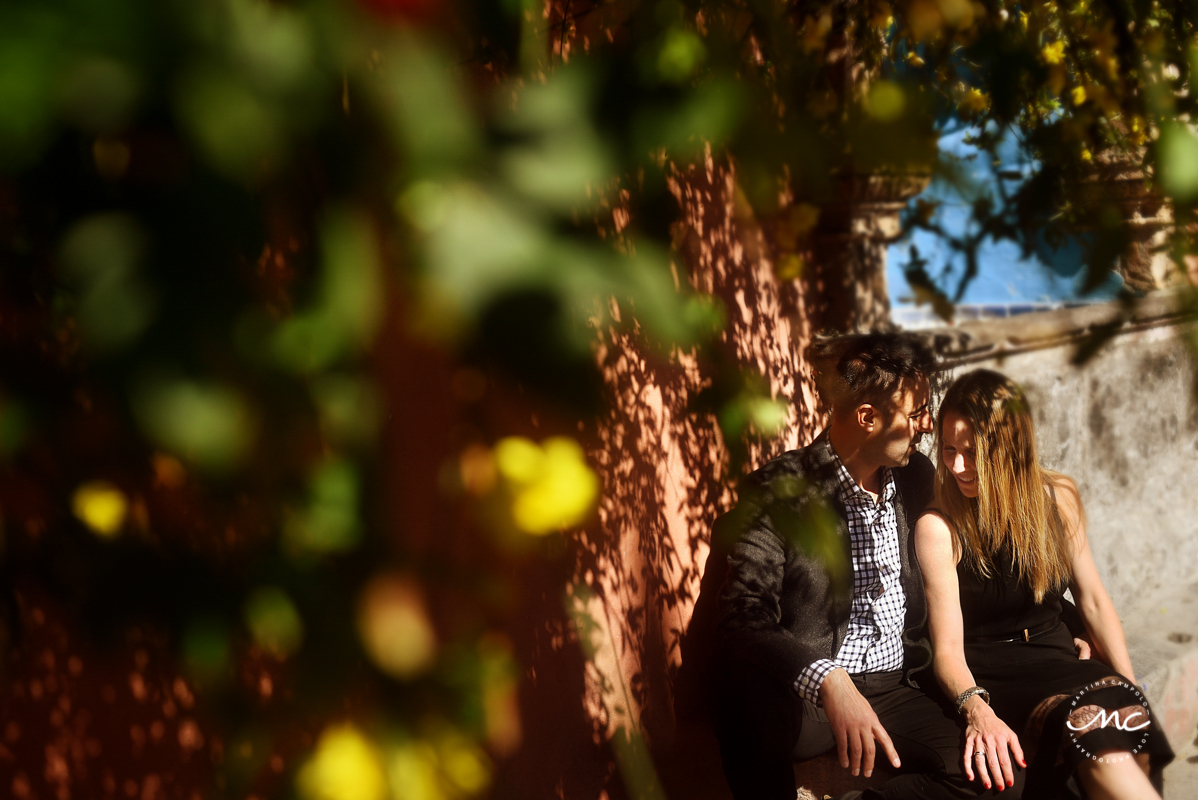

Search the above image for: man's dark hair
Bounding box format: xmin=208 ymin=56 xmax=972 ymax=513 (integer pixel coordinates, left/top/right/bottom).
xmin=807 ymin=332 xmax=936 ymax=415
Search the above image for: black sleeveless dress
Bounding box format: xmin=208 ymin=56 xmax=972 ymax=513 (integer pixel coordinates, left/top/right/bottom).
xmin=958 ymin=546 xmax=1174 ymax=797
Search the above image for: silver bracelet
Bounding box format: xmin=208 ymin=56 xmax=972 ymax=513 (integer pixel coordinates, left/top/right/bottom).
xmin=955 ymin=686 xmax=990 ymax=714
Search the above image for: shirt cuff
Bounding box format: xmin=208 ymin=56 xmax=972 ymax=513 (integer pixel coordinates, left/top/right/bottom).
xmin=794 ymin=659 xmax=839 ymax=706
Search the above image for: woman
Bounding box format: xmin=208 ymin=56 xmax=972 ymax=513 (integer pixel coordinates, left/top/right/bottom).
xmin=915 ymin=369 xmax=1173 ymax=800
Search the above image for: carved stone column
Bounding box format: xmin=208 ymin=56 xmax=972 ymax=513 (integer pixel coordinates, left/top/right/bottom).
xmin=808 ymin=173 xmax=930 ymax=333
xmin=1078 ymin=152 xmax=1176 ymax=293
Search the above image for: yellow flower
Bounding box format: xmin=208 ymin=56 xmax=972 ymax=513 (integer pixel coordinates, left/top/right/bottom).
xmin=385 ymin=731 xmax=491 ymax=800
xmin=72 ymin=481 xmax=128 ymax=538
xmin=960 ymin=88 xmax=990 ymax=114
xmin=495 ymin=436 xmax=599 ymax=535
xmin=1071 ymin=85 xmax=1087 ymax=106
xmin=387 ymin=741 xmax=442 ymax=800
xmin=435 ymin=731 xmax=491 ymax=794
xmin=1042 ymin=41 xmax=1066 ymax=65
xmin=297 ymin=725 xmax=387 ymax=800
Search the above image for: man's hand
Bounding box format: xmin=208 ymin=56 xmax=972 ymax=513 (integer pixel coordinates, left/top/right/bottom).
xmin=819 ymin=668 xmax=901 ymax=778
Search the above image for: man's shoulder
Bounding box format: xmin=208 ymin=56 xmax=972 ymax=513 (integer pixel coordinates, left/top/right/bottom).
xmin=744 ymin=438 xmax=831 ymax=487
xmin=736 ymin=438 xmax=837 ymax=511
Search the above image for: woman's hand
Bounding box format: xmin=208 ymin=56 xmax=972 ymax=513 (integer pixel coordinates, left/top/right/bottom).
xmin=962 ymin=699 xmax=1026 ymax=791
xmin=1074 ymin=637 xmax=1091 ymax=659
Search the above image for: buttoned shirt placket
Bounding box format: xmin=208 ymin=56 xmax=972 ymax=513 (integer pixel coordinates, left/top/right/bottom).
xmin=794 ymin=459 xmax=907 ymax=706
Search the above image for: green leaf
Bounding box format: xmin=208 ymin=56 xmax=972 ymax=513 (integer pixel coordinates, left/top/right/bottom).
xmin=635 ymin=79 xmax=742 ymax=159
xmin=373 ymin=34 xmax=481 ymax=177
xmin=59 ymin=213 xmax=155 ymax=353
xmin=408 ymin=181 xmax=549 ymax=321
xmin=176 ymin=65 xmax=285 ymax=178
xmin=244 ymin=586 xmax=304 ymax=658
xmin=227 ymin=0 xmax=315 ymax=94
xmin=1157 ymin=122 xmax=1198 ymax=201
xmin=183 ymin=617 xmax=232 ymax=684
xmin=285 ymin=459 xmax=363 ymax=554
xmin=273 ymin=207 xmax=384 ymax=373
xmin=656 ymin=28 xmax=706 ymax=83
xmin=134 ymin=378 xmax=256 ymax=471
xmin=0 ymin=31 xmax=58 ymax=171
xmin=495 ymin=68 xmax=613 ymax=210
xmin=59 ymin=56 xmax=141 ymax=134
xmin=311 ymin=375 xmax=382 ymax=447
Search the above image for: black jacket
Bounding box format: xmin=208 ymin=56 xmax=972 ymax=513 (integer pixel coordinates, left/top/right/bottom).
xmin=715 ymin=430 xmax=936 ymax=694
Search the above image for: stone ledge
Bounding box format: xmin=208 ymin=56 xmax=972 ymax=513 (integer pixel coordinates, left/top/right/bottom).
xmin=794 ymin=752 xmax=890 ymax=799
xmin=1125 ymin=583 xmax=1198 ymax=752
xmin=911 ymin=290 xmax=1194 ymax=366
xmin=1161 ymin=717 xmax=1198 ymax=799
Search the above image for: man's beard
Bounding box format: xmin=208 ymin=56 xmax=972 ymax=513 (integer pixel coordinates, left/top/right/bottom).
xmin=892 ymin=435 xmax=922 ymax=466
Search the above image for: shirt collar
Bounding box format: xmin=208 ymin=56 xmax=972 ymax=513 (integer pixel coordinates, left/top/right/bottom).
xmin=828 ymin=446 xmax=896 ymax=508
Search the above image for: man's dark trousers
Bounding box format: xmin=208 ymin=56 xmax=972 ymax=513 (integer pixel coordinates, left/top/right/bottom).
xmin=716 ymin=662 xmax=1021 ymax=800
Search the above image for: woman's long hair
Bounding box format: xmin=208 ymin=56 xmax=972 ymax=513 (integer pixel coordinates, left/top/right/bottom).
xmin=935 ymin=369 xmax=1073 ymax=602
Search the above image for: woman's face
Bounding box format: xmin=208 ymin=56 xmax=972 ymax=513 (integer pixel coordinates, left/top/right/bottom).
xmin=941 ymin=410 xmax=979 ymax=498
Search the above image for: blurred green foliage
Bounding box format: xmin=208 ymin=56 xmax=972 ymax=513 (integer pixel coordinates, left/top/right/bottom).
xmin=1 ymin=0 xmax=1198 ymax=798
xmin=245 ymin=585 xmax=305 ymax=658
xmin=134 ymin=378 xmax=257 ymax=471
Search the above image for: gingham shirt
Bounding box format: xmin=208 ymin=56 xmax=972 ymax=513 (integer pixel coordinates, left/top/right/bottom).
xmin=793 ymin=456 xmax=907 ymax=705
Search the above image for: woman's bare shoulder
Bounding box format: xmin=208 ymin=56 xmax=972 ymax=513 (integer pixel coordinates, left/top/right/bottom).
xmin=1046 ymin=471 xmax=1079 ymax=495
xmin=917 ymin=507 xmax=955 ymax=529
xmin=915 ymin=509 xmax=956 ymax=546
xmin=1046 ymin=472 xmax=1084 ymax=520
xmin=915 ymin=509 xmax=960 ymax=570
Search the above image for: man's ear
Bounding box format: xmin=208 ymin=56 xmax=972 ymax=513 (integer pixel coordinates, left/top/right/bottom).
xmin=856 ymin=403 xmax=876 ymax=431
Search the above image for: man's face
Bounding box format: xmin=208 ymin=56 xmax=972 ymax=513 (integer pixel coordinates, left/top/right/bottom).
xmin=869 ymin=375 xmax=933 ymax=468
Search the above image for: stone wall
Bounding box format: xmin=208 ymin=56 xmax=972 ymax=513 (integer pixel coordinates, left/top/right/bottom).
xmin=933 ymin=293 xmax=1197 ymax=621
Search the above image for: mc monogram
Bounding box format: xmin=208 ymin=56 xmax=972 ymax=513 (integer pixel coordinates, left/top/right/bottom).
xmin=1064 ymin=677 xmax=1154 ymax=762
xmin=1065 ymin=706 xmax=1152 ymax=733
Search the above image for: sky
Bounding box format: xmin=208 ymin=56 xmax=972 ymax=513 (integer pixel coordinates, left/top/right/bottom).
xmin=886 ymin=125 xmax=1125 ymax=310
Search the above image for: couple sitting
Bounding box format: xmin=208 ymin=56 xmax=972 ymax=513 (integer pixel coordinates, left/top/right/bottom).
xmin=714 ymin=332 xmax=1173 ymax=800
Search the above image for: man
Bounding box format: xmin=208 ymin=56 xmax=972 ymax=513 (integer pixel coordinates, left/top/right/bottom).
xmin=714 ymin=332 xmax=1001 ymax=800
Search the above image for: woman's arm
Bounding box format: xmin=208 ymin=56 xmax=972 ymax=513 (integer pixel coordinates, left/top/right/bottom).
xmin=914 ymin=512 xmax=976 ymax=705
xmin=915 ymin=512 xmax=1024 ymax=790
xmin=1055 ymin=477 xmax=1137 ymax=682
